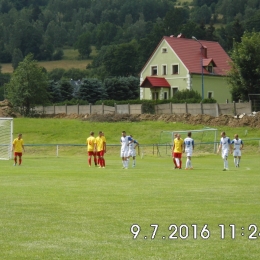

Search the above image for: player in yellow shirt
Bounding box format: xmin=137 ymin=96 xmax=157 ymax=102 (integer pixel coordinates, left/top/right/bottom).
xmin=101 ymin=132 xmax=106 ymax=167
xmin=86 ymin=131 xmax=97 ymax=167
xmin=12 ymin=133 xmax=25 ymax=166
xmin=172 ymin=133 xmax=184 ymax=169
xmin=95 ymin=131 xmax=106 ymax=168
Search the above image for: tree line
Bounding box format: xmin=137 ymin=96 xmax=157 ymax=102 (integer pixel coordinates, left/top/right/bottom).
xmin=1 ymin=0 xmax=260 ymax=66
xmin=1 ymin=0 xmax=260 ymax=112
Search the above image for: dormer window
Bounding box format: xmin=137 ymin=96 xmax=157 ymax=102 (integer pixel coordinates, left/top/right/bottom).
xmin=162 ymin=48 xmax=167 ymax=53
xmin=208 ymin=65 xmax=213 ymax=73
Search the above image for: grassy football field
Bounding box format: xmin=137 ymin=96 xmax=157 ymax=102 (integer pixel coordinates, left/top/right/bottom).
xmin=1 ymin=153 xmax=260 ymax=259
xmin=0 ymin=118 xmax=260 ymax=259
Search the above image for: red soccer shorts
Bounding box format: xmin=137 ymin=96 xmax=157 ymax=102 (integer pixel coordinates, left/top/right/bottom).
xmin=88 ymin=151 xmax=96 ymax=156
xmin=173 ymin=152 xmax=182 ymax=158
xmin=14 ymin=152 xmax=22 ymax=157
xmin=97 ymin=150 xmax=105 ymax=157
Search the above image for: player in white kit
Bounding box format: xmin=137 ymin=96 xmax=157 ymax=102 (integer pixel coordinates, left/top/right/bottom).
xmin=127 ymin=135 xmax=139 ymax=167
xmin=183 ymin=132 xmax=194 ymax=170
xmin=231 ymin=134 xmax=243 ymax=167
xmin=217 ymin=131 xmax=232 ymax=171
xmin=120 ymin=131 xmax=133 ymax=169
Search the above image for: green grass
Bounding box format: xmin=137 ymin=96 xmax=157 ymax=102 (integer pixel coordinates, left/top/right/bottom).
xmin=0 ymin=47 xmax=96 ymax=74
xmin=1 ymin=154 xmax=260 ymax=259
xmin=13 ymin=118 xmax=260 ymax=146
xmin=1 ymin=118 xmax=260 ymax=258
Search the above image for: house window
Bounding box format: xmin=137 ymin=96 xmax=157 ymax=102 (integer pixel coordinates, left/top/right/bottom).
xmin=162 ymin=48 xmax=167 ymax=53
xmin=172 ymin=87 xmax=178 ymax=97
xmin=172 ymin=64 xmax=179 ymax=74
xmin=164 ymin=92 xmax=168 ymax=100
xmin=162 ymin=65 xmax=167 ymax=75
xmin=208 ymin=92 xmax=213 ymax=99
xmin=208 ymin=66 xmax=213 ymax=73
xmin=152 ymin=92 xmax=159 ymax=100
xmin=151 ymin=66 xmax=158 ymax=75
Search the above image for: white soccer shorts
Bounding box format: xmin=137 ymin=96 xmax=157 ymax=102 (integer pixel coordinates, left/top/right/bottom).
xmin=127 ymin=149 xmax=136 ymax=157
xmin=185 ymin=150 xmax=193 ymax=157
xmin=120 ymin=149 xmax=129 ymax=158
xmin=233 ymin=150 xmax=241 ymax=157
xmin=221 ymin=150 xmax=229 ymax=159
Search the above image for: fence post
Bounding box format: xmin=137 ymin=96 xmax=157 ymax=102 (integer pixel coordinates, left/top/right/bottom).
xmin=216 ymin=103 xmax=219 ymax=117
xmin=56 ymin=145 xmax=59 ymax=157
xmin=185 ymin=102 xmax=188 ymax=114
xmin=102 ymin=103 xmax=104 ymax=114
xmin=249 ymin=100 xmax=252 ymax=113
xmin=115 ymin=103 xmax=117 ymax=114
xmin=89 ymin=103 xmax=92 ymax=114
xmin=128 ymin=103 xmax=130 ymax=114
xmin=170 ymin=102 xmax=173 ymax=114
xmin=77 ymin=104 xmax=79 ymax=115
xmin=200 ymin=102 xmax=204 ymax=114
xmin=65 ymin=104 xmax=67 ymax=115
xmin=233 ymin=101 xmax=236 ymax=115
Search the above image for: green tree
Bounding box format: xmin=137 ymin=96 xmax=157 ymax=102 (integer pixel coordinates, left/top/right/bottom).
xmin=94 ymin=22 xmax=119 ymax=49
xmin=228 ymin=32 xmax=260 ymax=101
xmin=74 ymin=32 xmax=92 ymax=59
xmin=104 ymin=76 xmax=139 ymax=101
xmin=12 ymin=48 xmax=23 ymax=70
xmin=179 ymin=21 xmax=205 ymax=39
xmin=5 ymin=54 xmax=49 ymax=115
xmin=48 ymin=80 xmax=62 ymax=103
xmin=48 ymin=68 xmax=65 ymax=81
xmin=245 ymin=9 xmax=260 ymax=32
xmin=103 ymin=40 xmax=139 ymax=77
xmin=190 ymin=4 xmax=212 ymax=24
xmin=63 ymin=68 xmax=88 ymax=81
xmin=0 ymin=65 xmax=11 ymax=100
xmin=59 ymin=79 xmax=74 ymax=101
xmin=79 ymin=78 xmax=106 ymax=104
xmin=164 ymin=7 xmax=189 ymax=36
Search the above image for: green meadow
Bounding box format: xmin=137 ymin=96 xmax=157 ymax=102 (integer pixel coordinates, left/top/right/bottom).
xmin=1 ymin=118 xmax=260 ymax=259
xmin=0 ymin=48 xmax=92 ymax=74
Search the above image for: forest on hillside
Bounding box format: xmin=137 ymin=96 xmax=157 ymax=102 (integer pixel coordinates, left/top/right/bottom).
xmin=1 ymin=0 xmax=260 ymax=67
xmin=1 ymin=0 xmax=260 ymax=108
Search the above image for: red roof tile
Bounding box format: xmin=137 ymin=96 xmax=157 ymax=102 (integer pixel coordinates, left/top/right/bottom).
xmin=141 ymin=76 xmax=171 ymax=88
xmin=164 ymin=36 xmax=231 ymax=75
xmin=203 ymin=58 xmax=215 ymax=67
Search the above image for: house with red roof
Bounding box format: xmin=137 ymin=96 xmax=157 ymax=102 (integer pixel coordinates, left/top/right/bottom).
xmin=140 ymin=34 xmax=232 ymax=103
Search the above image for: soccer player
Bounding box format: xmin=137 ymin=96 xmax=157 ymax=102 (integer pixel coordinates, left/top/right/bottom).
xmin=101 ymin=132 xmax=107 ymax=167
xmin=127 ymin=135 xmax=139 ymax=167
xmin=120 ymin=131 xmax=133 ymax=169
xmin=217 ymin=131 xmax=232 ymax=171
xmin=86 ymin=131 xmax=97 ymax=167
xmin=12 ymin=133 xmax=25 ymax=166
xmin=231 ymin=134 xmax=243 ymax=167
xmin=172 ymin=133 xmax=184 ymax=169
xmin=183 ymin=132 xmax=194 ymax=170
xmin=95 ymin=131 xmax=106 ymax=168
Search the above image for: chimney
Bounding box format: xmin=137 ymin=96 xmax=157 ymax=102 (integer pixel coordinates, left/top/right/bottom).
xmin=201 ymin=46 xmax=207 ymax=58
